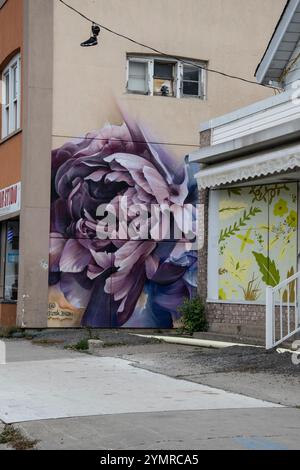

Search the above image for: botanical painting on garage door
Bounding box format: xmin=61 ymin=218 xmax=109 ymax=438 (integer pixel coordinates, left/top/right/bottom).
xmin=48 ymin=117 xmax=198 ymax=328
xmin=218 ymin=183 xmax=298 ymax=302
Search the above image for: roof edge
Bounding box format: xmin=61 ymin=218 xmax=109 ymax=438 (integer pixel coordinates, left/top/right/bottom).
xmin=255 ymin=0 xmax=300 ymax=84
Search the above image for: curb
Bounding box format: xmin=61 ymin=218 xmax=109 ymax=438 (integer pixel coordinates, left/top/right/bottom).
xmin=133 ymin=334 xmax=297 ymax=354
xmin=132 ymin=334 xmax=261 ymax=349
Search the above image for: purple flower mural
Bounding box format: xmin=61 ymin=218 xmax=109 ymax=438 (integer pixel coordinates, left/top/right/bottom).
xmin=49 ymin=118 xmax=198 ymax=328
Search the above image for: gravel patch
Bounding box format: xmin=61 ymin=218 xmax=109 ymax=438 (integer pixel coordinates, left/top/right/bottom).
xmin=90 ymin=342 xmax=300 ymax=406
xmin=0 ymin=422 xmax=11 ymax=450
xmin=21 ymin=329 xmax=161 ymax=349
xmin=188 ymin=346 xmax=300 ymax=376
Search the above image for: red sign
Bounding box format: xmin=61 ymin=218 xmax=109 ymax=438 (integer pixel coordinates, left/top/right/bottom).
xmin=0 ymin=183 xmax=21 ymax=216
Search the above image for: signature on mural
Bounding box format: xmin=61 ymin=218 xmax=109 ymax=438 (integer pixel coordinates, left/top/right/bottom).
xmin=48 ymin=118 xmax=198 ymax=328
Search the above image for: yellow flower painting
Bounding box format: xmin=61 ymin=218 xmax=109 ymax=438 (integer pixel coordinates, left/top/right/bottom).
xmin=286 ymin=210 xmax=297 ymax=229
xmin=273 ymin=199 xmax=288 ymax=217
xmin=236 ymin=227 xmax=255 ymax=253
xmin=218 ymin=183 xmax=297 ymax=302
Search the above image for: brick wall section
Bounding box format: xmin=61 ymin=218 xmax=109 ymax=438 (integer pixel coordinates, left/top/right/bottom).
xmin=205 ymin=303 xmax=266 ymax=336
xmin=206 ymin=303 xmax=265 ymax=325
xmin=199 ymin=129 xmax=211 ymax=147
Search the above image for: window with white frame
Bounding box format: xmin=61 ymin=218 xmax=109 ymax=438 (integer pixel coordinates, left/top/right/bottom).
xmin=1 ymin=53 xmax=21 ymax=139
xmin=126 ymin=55 xmax=206 ymax=99
xmin=127 ymin=61 xmax=149 ymax=94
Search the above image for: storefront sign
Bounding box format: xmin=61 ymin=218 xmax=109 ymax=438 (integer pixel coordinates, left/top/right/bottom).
xmin=0 ymin=182 xmax=21 ymax=217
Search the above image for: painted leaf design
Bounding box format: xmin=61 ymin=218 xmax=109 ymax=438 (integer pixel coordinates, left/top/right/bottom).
xmin=282 ymin=266 xmax=295 ymax=303
xmin=218 ymin=207 xmax=262 ymax=244
xmin=252 ymin=252 xmax=280 ymax=287
xmin=227 ymin=188 xmax=242 ymax=197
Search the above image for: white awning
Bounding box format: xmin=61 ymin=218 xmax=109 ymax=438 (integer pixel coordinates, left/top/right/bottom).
xmin=195 ymin=144 xmax=300 ymax=189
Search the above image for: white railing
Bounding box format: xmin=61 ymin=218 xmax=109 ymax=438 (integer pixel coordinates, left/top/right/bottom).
xmin=266 ymin=271 xmax=300 ymax=349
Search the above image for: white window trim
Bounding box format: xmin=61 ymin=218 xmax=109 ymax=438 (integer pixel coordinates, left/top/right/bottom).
xmin=176 ymin=62 xmax=183 ymax=99
xmin=207 ymin=190 xmax=220 ymax=301
xmin=126 ymin=57 xmax=151 ymax=95
xmin=126 ymin=55 xmax=207 ymax=99
xmin=1 ymin=53 xmax=21 ymax=139
xmin=182 ymin=66 xmax=206 ymax=99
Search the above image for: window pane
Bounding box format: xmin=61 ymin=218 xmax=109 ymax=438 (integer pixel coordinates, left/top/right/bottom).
xmin=2 ymin=55 xmax=20 ymax=137
xmin=183 ymin=65 xmax=199 ymax=81
xmin=5 ymin=73 xmax=9 ymax=105
xmin=154 ymin=62 xmax=174 ymax=79
xmin=13 ymin=101 xmax=17 ymax=131
xmin=5 ymin=108 xmax=9 ymax=135
xmin=129 ymin=61 xmax=147 ymax=79
xmin=128 ymin=62 xmax=148 ymax=93
xmin=12 ymin=65 xmax=17 ymax=99
xmin=153 ymin=78 xmax=174 ymax=96
xmin=4 ymin=220 xmax=19 ymax=301
xmin=183 ymin=81 xmax=199 ymax=96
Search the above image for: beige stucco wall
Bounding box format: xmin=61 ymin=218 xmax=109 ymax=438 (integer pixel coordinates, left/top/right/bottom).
xmin=52 ymin=0 xmax=286 ymax=155
xmin=17 ymin=0 xmax=53 ymax=327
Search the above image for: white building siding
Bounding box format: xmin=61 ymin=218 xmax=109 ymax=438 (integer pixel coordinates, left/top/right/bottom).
xmin=285 ymin=37 xmax=300 ymax=87
xmin=211 ymin=95 xmax=300 ymax=145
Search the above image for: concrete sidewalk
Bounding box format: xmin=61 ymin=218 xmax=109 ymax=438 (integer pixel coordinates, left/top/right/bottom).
xmin=1 ymin=339 xmax=299 ymax=450
xmin=0 ymin=341 xmax=279 ymax=424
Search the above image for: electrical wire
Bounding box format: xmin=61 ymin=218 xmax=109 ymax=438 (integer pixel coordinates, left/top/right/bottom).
xmin=279 ymin=51 xmax=300 ymax=84
xmin=52 ymin=134 xmax=201 ymax=149
xmin=58 ymin=0 xmax=282 ymax=91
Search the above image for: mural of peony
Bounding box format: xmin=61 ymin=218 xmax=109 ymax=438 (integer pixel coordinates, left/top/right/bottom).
xmin=49 ymin=117 xmax=198 ymax=328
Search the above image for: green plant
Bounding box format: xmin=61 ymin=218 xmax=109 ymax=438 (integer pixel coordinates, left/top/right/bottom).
xmin=68 ymin=338 xmax=89 ymax=351
xmin=0 ymin=425 xmax=38 ymax=450
xmin=0 ymin=327 xmax=23 ymax=338
xmin=178 ymin=297 xmax=208 ymax=335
